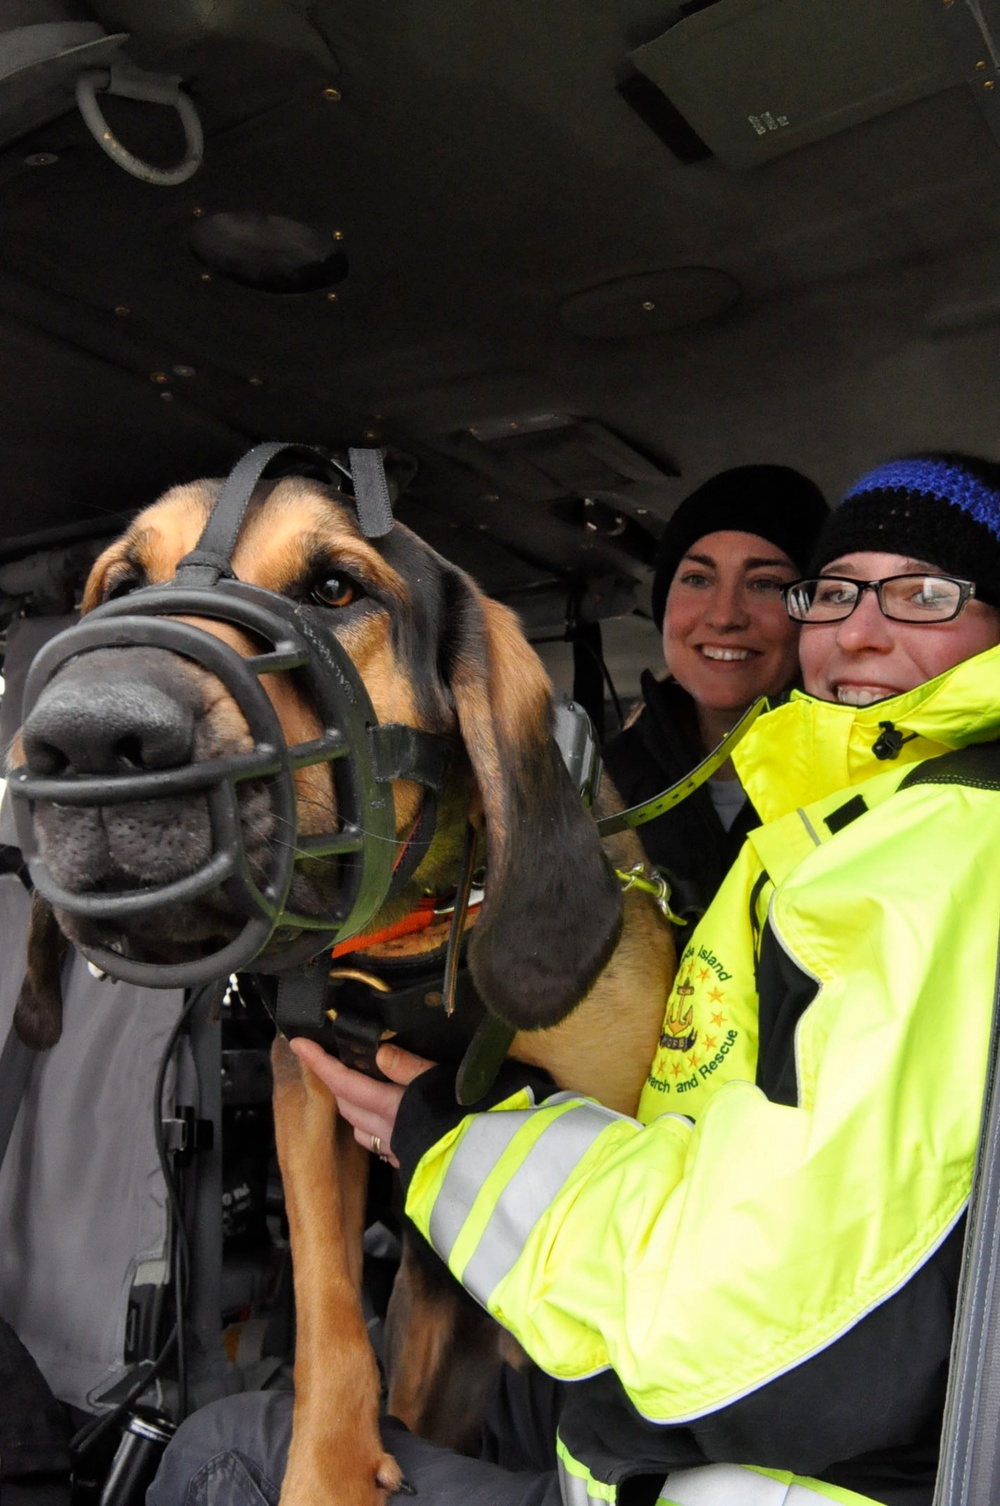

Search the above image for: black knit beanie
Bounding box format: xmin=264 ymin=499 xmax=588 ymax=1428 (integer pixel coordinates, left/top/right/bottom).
xmin=651 ymin=465 xmax=829 ymax=629
xmin=809 ymin=453 xmax=1000 ymax=608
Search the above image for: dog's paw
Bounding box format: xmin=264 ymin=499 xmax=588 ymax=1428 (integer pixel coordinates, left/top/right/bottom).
xmin=280 ymin=1444 xmax=404 ymax=1506
xmin=376 ymin=1452 xmax=406 ymax=1496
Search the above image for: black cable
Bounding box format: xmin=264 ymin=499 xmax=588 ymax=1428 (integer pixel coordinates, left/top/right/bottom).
xmin=69 ymin=1325 xmax=177 ymax=1456
xmin=529 ymin=620 xmax=627 ymax=734
xmin=569 ymin=630 xmax=625 ymax=731
xmin=70 ymin=989 xmax=200 ymax=1461
xmin=153 ymin=990 xmax=203 ymax=1422
xmin=173 ymin=1173 xmax=188 ymax=1422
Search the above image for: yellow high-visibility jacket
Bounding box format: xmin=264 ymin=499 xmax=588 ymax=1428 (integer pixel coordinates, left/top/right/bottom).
xmin=396 ymin=643 xmax=1000 ymax=1506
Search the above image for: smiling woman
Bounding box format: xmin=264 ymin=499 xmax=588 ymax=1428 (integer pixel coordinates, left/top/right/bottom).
xmin=661 ymin=530 xmax=801 ymax=736
xmin=797 ymin=453 xmax=1000 ymax=705
xmin=602 ymin=464 xmax=828 ymax=925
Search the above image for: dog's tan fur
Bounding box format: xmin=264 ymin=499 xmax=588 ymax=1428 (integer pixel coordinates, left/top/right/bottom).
xmin=13 ymin=475 xmax=675 ymax=1504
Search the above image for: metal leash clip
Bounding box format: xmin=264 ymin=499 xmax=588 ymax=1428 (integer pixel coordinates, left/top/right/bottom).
xmin=614 ymin=863 xmax=687 ymax=926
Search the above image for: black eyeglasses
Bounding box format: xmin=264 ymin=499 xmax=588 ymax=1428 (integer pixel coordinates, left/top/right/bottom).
xmin=782 ymin=573 xmax=977 ymax=625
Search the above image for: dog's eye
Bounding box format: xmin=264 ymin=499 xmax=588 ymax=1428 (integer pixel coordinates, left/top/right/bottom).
xmin=310 ymin=572 xmax=360 ymax=609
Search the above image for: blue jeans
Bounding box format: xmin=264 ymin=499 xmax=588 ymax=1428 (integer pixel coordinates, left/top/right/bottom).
xmin=148 ymin=1382 xmax=564 ymax=1506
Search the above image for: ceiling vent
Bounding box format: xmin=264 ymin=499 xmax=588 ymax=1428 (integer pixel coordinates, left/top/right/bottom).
xmin=189 ymin=213 xmax=348 ymax=293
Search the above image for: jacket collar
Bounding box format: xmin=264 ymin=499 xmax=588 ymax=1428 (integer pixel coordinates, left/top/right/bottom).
xmin=734 ymin=641 xmax=1000 ymax=824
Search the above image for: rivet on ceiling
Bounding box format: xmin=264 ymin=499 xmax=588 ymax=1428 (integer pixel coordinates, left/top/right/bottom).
xmin=149 ymin=372 xmax=169 ymax=384
xmin=172 ymin=365 xmax=195 ymax=378
xmin=114 ymin=305 xmax=130 ymax=317
xmin=323 ymin=87 xmax=342 ymax=101
xmin=561 ymin=266 xmax=740 ymax=340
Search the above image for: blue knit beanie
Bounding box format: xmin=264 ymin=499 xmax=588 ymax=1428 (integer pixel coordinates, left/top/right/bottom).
xmin=810 ymin=453 xmax=1000 ymax=606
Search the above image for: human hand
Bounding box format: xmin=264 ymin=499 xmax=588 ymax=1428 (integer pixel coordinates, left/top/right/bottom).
xmin=288 ymin=1037 xmax=436 ymax=1168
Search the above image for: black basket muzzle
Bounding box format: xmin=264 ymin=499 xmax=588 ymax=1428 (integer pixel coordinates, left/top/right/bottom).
xmin=7 ymin=443 xmax=450 ymax=988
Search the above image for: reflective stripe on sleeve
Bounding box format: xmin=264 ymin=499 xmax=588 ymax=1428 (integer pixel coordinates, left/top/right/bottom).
xmin=428 ymin=1094 xmax=631 ymax=1302
xmin=555 ymin=1442 xmax=879 ymax=1506
xmin=556 ymin=1437 xmax=616 ymax=1506
xmin=657 ymin=1464 xmax=878 ymax=1506
xmin=427 ymin=1104 xmax=533 ymax=1261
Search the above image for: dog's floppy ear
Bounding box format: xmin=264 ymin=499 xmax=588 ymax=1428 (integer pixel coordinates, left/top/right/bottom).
xmin=440 ymin=571 xmax=622 ymax=1031
xmin=13 ymin=892 xmax=66 ymax=1050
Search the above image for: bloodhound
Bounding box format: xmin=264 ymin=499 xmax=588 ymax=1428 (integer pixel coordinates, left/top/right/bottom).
xmin=10 ymin=474 xmax=675 ymax=1506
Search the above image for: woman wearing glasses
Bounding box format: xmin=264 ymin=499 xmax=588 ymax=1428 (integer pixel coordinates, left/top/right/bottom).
xmin=151 ymin=454 xmax=1000 ymax=1506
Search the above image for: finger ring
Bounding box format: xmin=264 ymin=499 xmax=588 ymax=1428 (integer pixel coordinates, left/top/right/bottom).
xmin=370 ymin=1133 xmax=382 ymax=1156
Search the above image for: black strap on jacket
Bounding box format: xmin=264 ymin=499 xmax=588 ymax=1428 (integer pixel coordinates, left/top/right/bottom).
xmin=933 ymin=952 xmax=1000 ymax=1506
xmin=898 ymin=740 xmax=1000 ymax=1505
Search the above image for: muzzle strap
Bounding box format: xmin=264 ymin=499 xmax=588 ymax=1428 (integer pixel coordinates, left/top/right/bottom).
xmin=368 ymin=724 xmax=451 ymax=792
xmin=173 ymin=442 xmax=395 ymax=589
xmin=174 ymin=442 xmax=354 ymax=585
xmin=348 ymin=447 xmax=394 ymax=539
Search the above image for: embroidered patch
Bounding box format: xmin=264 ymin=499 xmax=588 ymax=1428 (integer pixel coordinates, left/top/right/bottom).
xmin=642 ymin=938 xmax=743 ymax=1108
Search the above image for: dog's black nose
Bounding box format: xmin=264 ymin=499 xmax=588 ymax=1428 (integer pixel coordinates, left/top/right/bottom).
xmin=22 ymin=675 xmax=195 ymax=776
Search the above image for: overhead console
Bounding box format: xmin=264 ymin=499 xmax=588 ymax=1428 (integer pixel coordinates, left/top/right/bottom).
xmin=624 ymin=0 xmax=962 ymax=168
